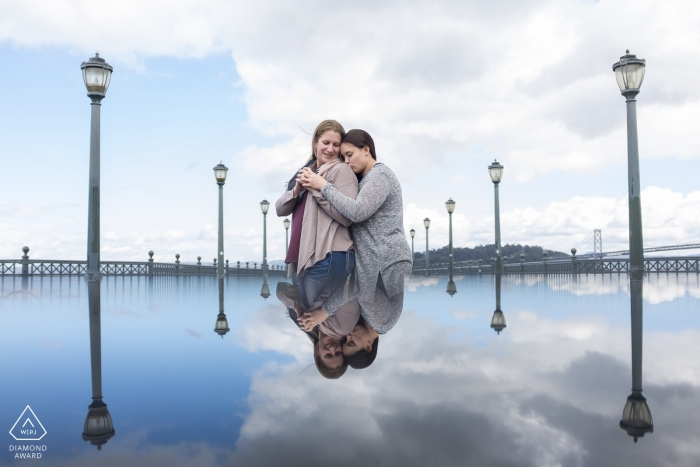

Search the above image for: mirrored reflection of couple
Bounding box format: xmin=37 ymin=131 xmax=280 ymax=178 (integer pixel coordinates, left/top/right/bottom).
xmin=275 ymin=120 xmax=412 ymax=379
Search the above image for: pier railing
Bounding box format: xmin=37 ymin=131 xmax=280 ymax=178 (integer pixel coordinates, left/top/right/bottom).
xmin=1 ymin=248 xmax=287 ymax=277
xmin=412 ymin=256 xmax=700 ymax=275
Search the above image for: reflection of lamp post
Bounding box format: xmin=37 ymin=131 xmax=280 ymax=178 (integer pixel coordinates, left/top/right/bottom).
xmin=446 ymin=199 xmax=456 ymax=290
xmin=214 ymin=278 xmax=229 ymax=338
xmin=260 ymin=277 xmax=270 ymax=300
xmin=213 ymin=162 xmax=228 ymax=279
xmin=409 ymin=229 xmax=415 ymax=265
xmin=424 ymin=218 xmax=431 ymax=277
xmin=81 ymin=53 xmax=113 ymax=284
xmin=490 ymin=275 xmax=506 ymax=334
xmin=260 ymin=199 xmax=270 ymax=277
xmin=82 ymin=282 xmax=115 ymax=450
xmin=614 ymin=50 xmax=652 ymax=442
xmin=488 ymin=160 xmax=503 ymax=276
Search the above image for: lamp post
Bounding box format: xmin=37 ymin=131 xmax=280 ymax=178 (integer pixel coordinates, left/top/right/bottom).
xmin=283 ymin=218 xmax=291 ymax=255
xmin=213 ymin=163 xmax=228 ymax=278
xmin=283 ymin=217 xmax=290 ymax=275
xmin=445 ymin=199 xmax=456 ymax=296
xmin=613 ymin=50 xmax=652 ymax=442
xmin=260 ymin=199 xmax=270 ymax=277
xmin=81 ymin=53 xmax=113 ymax=283
xmin=488 ymin=160 xmax=504 ymax=276
xmin=409 ymin=229 xmax=415 ymax=265
xmin=424 ymin=218 xmax=430 ymax=277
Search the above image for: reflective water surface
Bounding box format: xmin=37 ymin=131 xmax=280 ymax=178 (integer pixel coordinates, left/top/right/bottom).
xmin=1 ymin=273 xmax=699 ymax=466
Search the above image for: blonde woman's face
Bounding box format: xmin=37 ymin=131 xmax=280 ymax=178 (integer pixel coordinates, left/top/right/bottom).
xmin=315 ymin=131 xmax=342 ymax=166
xmin=319 ymin=333 xmax=344 ymax=369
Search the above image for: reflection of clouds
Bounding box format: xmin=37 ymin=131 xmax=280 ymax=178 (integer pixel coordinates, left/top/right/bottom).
xmin=38 ymin=339 xmax=61 ymax=349
xmin=235 ymin=303 xmax=314 ymax=363
xmin=406 ymin=276 xmax=439 ymax=292
xmin=185 ymin=329 xmax=202 ymax=338
xmin=230 ymin=310 xmax=700 ymax=466
xmin=450 ymin=308 xmax=477 ymax=320
xmin=527 ymin=273 xmax=700 ymax=304
xmin=107 ymin=308 xmax=143 ymax=318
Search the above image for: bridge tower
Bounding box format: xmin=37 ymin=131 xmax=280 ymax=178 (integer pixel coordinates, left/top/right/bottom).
xmin=594 ymin=229 xmax=603 ymax=258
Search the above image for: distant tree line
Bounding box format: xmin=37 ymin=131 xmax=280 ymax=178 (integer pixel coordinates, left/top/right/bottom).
xmin=412 ymin=243 xmax=569 ymax=264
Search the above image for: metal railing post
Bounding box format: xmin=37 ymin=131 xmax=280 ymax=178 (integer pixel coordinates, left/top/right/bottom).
xmin=21 ymin=246 xmax=29 ymax=277
xmin=148 ymin=251 xmax=154 ymax=277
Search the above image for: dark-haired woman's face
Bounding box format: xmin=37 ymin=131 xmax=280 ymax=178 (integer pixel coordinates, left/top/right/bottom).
xmin=343 ymin=323 xmax=373 ymax=356
xmin=340 ymin=142 xmax=371 ymax=174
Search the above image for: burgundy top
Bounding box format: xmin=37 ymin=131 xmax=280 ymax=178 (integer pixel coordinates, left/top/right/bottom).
xmin=285 ymin=191 xmax=308 ymax=264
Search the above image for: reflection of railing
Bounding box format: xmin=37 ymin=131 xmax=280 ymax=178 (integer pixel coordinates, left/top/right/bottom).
xmin=411 ymin=256 xmax=700 ymax=275
xmin=1 ymin=257 xmax=287 ymax=277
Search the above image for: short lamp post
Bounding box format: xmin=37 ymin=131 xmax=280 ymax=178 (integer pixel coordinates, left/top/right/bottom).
xmin=283 ymin=218 xmax=291 ymax=275
xmin=213 ymin=162 xmax=228 ymax=279
xmin=613 ymin=50 xmax=652 ymax=442
xmin=81 ymin=53 xmax=113 ymax=283
xmin=409 ymin=229 xmax=415 ymax=265
xmin=260 ymin=199 xmax=270 ymax=277
xmin=488 ymin=160 xmax=504 ymax=276
xmin=424 ymin=218 xmax=431 ymax=277
xmin=446 ymin=199 xmax=456 ymax=296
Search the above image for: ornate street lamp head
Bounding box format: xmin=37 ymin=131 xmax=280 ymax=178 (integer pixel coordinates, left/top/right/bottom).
xmin=283 ymin=218 xmax=291 ymax=230
xmin=488 ymin=160 xmax=504 ymax=184
xmin=410 ymin=228 xmax=415 ymax=238
xmin=214 ymin=312 xmax=230 ymax=338
xmin=260 ymin=199 xmax=270 ymax=215
xmin=213 ymin=162 xmax=228 ymax=184
xmin=81 ymin=53 xmax=113 ymax=98
xmin=82 ymin=398 xmax=115 ymax=451
xmin=446 ymin=280 xmax=457 ymax=297
xmin=424 ymin=218 xmax=431 ymax=229
xmin=445 ymin=198 xmax=456 ymax=214
xmin=620 ymin=392 xmax=653 ymax=442
xmin=613 ymin=50 xmax=645 ymax=97
xmin=490 ymin=309 xmax=506 ymax=334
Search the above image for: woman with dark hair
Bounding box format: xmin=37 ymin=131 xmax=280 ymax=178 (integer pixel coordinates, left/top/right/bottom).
xmin=298 ymin=129 xmax=412 ymax=363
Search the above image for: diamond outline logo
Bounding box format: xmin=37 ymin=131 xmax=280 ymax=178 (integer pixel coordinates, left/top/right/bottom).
xmin=9 ymin=406 xmax=47 ymax=441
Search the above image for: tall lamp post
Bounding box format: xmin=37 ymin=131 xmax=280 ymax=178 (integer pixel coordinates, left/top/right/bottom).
xmin=81 ymin=53 xmax=113 ymax=283
xmin=213 ymin=163 xmax=228 ymax=279
xmin=409 ymin=229 xmax=415 ymax=265
xmin=260 ymin=199 xmax=270 ymax=277
xmin=613 ymin=50 xmax=652 ymax=441
xmin=445 ymin=199 xmax=456 ymax=296
xmin=424 ymin=218 xmax=430 ymax=277
xmin=488 ymin=160 xmax=504 ymax=276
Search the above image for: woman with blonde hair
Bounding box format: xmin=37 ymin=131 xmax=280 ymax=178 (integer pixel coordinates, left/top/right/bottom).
xmin=275 ymin=120 xmax=361 ymax=378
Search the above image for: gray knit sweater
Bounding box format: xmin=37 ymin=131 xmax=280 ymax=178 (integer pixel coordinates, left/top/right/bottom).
xmin=321 ymin=163 xmax=412 ymax=334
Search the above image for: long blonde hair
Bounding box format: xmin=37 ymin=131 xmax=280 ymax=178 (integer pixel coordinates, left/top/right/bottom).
xmin=308 ymin=120 xmax=346 ymax=162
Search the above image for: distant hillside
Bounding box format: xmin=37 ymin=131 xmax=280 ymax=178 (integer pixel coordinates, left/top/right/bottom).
xmin=412 ymin=243 xmax=569 ymax=264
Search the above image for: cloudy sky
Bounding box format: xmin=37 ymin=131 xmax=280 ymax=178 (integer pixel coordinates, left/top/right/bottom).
xmin=1 ymin=0 xmax=700 ymax=264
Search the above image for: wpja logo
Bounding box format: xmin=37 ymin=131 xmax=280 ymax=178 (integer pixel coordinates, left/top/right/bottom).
xmin=8 ymin=406 xmax=47 ymax=460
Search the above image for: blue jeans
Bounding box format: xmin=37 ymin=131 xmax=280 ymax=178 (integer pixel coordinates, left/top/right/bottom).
xmin=299 ymin=251 xmax=355 ymax=309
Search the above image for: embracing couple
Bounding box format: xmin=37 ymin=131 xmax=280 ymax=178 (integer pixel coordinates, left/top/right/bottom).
xmin=275 ymin=120 xmax=412 ymax=379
